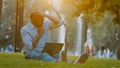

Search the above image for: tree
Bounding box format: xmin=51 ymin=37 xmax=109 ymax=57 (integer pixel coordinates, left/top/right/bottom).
xmin=60 ymin=0 xmax=120 ymax=57
xmin=0 ymin=0 xmax=2 ymax=23
xmin=14 ymin=0 xmax=24 ymax=52
xmin=0 ymin=0 xmax=16 ymax=51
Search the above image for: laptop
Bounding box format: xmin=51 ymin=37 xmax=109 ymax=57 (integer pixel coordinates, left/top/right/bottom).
xmin=42 ymin=43 xmax=64 ymax=57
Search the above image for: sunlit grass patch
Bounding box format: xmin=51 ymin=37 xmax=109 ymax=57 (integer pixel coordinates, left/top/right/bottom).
xmin=0 ymin=52 xmax=120 ymax=68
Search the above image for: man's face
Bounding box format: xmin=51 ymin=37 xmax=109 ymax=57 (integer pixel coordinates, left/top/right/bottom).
xmin=33 ymin=17 xmax=44 ymax=27
xmin=31 ymin=13 xmax=44 ymax=27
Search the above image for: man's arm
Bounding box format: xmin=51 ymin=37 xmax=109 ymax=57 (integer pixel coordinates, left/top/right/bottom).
xmin=32 ymin=27 xmax=44 ymax=48
xmin=21 ymin=29 xmax=33 ymax=50
xmin=21 ymin=27 xmax=44 ymax=49
xmin=39 ymin=11 xmax=63 ymax=30
xmin=45 ymin=14 xmax=64 ymax=30
xmin=44 ymin=14 xmax=60 ymax=25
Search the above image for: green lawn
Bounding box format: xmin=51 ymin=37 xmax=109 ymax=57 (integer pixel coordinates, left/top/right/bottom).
xmin=0 ymin=52 xmax=120 ymax=68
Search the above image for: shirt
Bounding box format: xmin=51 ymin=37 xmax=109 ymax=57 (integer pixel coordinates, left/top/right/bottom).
xmin=21 ymin=18 xmax=63 ymax=53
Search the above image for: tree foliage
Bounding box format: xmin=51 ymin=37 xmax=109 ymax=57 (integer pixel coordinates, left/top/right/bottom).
xmin=61 ymin=0 xmax=120 ymax=24
xmin=60 ymin=0 xmax=120 ymax=53
xmin=0 ymin=0 xmax=120 ymax=53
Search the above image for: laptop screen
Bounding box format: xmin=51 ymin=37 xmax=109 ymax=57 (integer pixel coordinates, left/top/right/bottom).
xmin=42 ymin=43 xmax=64 ymax=56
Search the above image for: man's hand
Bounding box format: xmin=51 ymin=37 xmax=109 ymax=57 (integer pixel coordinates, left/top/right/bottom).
xmin=38 ymin=11 xmax=46 ymax=17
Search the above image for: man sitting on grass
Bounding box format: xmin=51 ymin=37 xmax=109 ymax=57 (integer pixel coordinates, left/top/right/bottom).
xmin=21 ymin=10 xmax=88 ymax=63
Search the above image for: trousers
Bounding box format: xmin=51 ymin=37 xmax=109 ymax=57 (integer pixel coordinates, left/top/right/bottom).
xmin=24 ymin=51 xmax=61 ymax=62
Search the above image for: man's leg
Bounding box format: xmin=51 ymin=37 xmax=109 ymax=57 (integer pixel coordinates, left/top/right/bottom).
xmin=24 ymin=51 xmax=40 ymax=59
xmin=25 ymin=51 xmax=57 ymax=62
xmin=28 ymin=51 xmax=42 ymax=60
xmin=53 ymin=53 xmax=61 ymax=62
xmin=41 ymin=52 xmax=58 ymax=62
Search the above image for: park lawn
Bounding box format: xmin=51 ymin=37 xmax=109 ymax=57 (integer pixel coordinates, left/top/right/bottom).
xmin=0 ymin=52 xmax=120 ymax=68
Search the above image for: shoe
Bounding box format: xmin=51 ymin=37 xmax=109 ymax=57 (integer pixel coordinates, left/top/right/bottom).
xmin=74 ymin=53 xmax=89 ymax=63
xmin=25 ymin=55 xmax=30 ymax=59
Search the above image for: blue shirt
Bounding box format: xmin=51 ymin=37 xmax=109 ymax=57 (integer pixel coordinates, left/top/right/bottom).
xmin=21 ymin=18 xmax=63 ymax=54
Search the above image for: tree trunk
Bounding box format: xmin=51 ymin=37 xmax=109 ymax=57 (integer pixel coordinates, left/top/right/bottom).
xmin=61 ymin=24 xmax=68 ymax=62
xmin=0 ymin=0 xmax=2 ymax=23
xmin=81 ymin=14 xmax=88 ymax=54
xmin=15 ymin=0 xmax=24 ymax=52
xmin=117 ymin=9 xmax=120 ymax=48
xmin=117 ymin=9 xmax=120 ymax=60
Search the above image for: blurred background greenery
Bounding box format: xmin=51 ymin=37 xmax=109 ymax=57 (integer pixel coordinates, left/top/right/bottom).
xmin=0 ymin=0 xmax=120 ymax=59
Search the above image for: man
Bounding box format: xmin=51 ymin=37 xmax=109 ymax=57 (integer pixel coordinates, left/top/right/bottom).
xmin=21 ymin=11 xmax=89 ymax=63
xmin=21 ymin=11 xmax=63 ymax=62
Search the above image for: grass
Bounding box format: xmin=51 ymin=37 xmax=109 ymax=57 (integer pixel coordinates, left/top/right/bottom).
xmin=0 ymin=52 xmax=120 ymax=68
